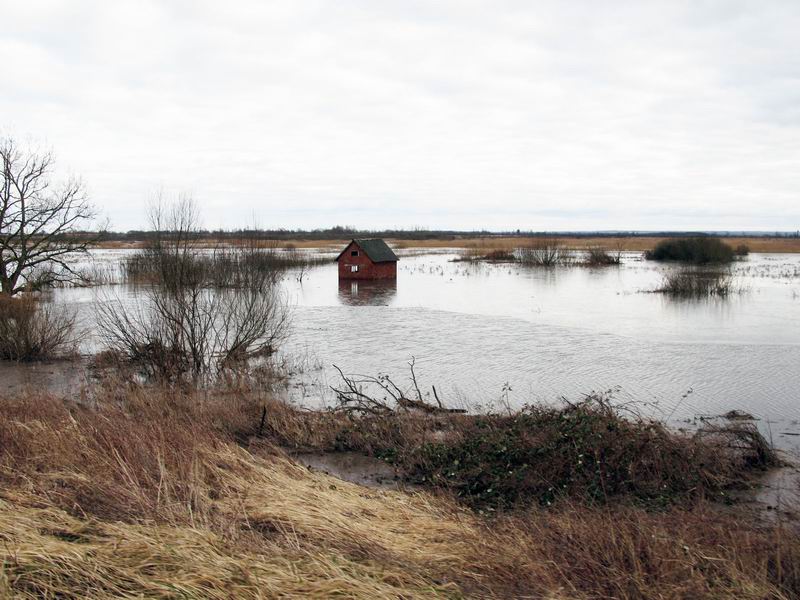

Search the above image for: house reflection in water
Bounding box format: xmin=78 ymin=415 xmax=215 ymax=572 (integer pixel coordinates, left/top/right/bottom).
xmin=337 ymin=279 xmax=397 ymax=306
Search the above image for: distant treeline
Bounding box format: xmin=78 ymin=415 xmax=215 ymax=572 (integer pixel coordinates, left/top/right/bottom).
xmin=58 ymin=227 xmax=800 ymax=243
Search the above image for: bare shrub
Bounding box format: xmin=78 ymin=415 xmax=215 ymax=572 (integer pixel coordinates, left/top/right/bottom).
xmin=98 ymin=284 xmax=290 ymax=381
xmin=0 ymin=295 xmax=77 ymax=360
xmin=517 ymin=238 xmax=571 ymax=266
xmin=645 ymin=237 xmax=735 ymax=264
xmin=582 ymin=246 xmax=621 ymax=266
xmin=657 ymin=269 xmax=739 ymax=297
xmin=97 ymin=198 xmax=291 ymax=383
xmin=331 ymin=358 xmax=466 ymax=416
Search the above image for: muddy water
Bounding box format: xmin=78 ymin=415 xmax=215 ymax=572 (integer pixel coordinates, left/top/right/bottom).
xmin=291 ymin=451 xmax=410 ymax=490
xmin=280 ymin=251 xmax=800 ymax=453
xmin=3 ymin=249 xmax=799 ymax=453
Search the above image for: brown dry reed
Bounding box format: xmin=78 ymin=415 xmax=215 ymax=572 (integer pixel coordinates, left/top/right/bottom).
xmin=0 ymin=294 xmax=78 ymax=361
xmin=1 ymin=384 xmax=797 ymax=598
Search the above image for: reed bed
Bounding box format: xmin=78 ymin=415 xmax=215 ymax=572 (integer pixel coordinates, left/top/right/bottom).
xmin=388 ymin=236 xmax=800 ymax=254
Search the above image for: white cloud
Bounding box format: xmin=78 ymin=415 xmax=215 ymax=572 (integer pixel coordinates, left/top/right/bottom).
xmin=2 ymin=0 xmax=799 ymax=230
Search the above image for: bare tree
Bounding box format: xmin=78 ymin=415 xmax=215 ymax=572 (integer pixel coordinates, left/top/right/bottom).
xmin=0 ymin=137 xmax=96 ymax=295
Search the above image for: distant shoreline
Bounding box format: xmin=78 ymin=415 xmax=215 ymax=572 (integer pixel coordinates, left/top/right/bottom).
xmin=92 ymin=234 xmax=800 ymax=253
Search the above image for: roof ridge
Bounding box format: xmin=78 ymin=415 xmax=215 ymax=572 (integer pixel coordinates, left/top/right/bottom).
xmin=335 ymin=238 xmax=399 ymax=263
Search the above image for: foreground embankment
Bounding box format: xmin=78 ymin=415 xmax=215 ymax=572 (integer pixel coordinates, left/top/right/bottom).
xmin=1 ymin=384 xmax=798 ymax=599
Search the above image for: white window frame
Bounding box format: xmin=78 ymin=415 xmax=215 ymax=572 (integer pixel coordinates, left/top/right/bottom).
xmin=351 ymin=265 xmax=359 ymax=273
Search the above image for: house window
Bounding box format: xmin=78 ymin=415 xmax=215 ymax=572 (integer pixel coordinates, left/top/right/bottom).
xmin=351 ymin=265 xmax=359 ymax=273
xmin=351 ymin=250 xmax=358 ymax=256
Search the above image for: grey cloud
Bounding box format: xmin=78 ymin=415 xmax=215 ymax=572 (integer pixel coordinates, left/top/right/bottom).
xmin=1 ymin=0 xmax=798 ymax=230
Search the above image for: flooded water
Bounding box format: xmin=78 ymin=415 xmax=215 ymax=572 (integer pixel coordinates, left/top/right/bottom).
xmin=4 ymin=248 xmax=799 ymax=452
xmin=279 ymin=251 xmax=800 ymax=452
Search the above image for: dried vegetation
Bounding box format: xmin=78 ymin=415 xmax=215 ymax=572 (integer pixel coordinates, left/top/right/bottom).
xmin=0 ymin=385 xmax=798 ymax=599
xmin=0 ymin=294 xmax=78 ymax=360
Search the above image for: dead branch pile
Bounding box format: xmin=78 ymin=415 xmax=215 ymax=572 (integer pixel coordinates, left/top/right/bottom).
xmin=331 ymin=358 xmax=466 ymax=416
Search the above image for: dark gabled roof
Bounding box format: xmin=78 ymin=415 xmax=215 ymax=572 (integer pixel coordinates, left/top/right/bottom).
xmin=335 ymin=239 xmax=399 ymax=263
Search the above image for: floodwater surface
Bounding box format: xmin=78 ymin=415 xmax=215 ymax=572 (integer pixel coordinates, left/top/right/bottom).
xmin=4 ymin=249 xmax=799 ymax=452
xmin=279 ymin=251 xmax=800 ymax=452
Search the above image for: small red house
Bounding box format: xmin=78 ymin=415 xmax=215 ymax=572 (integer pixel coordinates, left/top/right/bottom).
xmin=335 ymin=239 xmax=399 ymax=280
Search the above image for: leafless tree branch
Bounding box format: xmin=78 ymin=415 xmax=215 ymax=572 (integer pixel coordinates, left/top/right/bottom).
xmin=331 ymin=360 xmax=466 ymax=416
xmin=1 ymin=137 xmax=98 ymax=295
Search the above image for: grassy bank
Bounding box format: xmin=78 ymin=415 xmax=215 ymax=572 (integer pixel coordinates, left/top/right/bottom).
xmin=0 ymin=384 xmax=797 ymax=598
xmin=260 ymin=388 xmax=780 ymax=509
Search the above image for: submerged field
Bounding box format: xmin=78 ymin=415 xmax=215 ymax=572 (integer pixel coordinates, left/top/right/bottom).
xmin=16 ymin=247 xmax=798 ymax=450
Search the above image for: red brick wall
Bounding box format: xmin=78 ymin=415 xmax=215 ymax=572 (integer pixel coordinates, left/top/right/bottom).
xmin=337 ymin=241 xmax=397 ymax=280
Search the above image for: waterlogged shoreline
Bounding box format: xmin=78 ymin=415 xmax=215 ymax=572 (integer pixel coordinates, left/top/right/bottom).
xmin=6 ymin=248 xmax=800 ymax=454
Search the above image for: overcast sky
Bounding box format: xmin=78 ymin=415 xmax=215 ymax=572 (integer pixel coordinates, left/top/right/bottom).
xmin=2 ymin=1 xmax=799 ymax=231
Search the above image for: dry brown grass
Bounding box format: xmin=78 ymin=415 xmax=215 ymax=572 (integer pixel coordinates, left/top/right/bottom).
xmin=0 ymin=387 xmax=798 ymax=598
xmin=393 ymin=236 xmax=800 ymax=253
xmin=95 ymin=236 xmax=800 ymax=254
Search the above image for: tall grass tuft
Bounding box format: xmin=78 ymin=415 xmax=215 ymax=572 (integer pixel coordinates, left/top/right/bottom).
xmin=0 ymin=295 xmax=78 ymax=360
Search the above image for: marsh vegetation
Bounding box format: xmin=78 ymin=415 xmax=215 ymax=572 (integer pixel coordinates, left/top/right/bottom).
xmin=456 ymin=239 xmax=621 ymax=267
